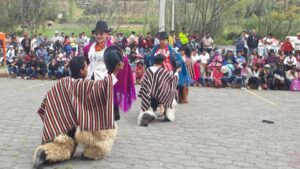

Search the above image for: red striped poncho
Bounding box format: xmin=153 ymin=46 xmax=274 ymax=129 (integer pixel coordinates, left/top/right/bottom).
xmin=37 ymin=76 xmax=114 ymax=143
xmin=185 ymin=56 xmax=195 ymax=80
xmin=139 ymin=67 xmax=178 ymax=112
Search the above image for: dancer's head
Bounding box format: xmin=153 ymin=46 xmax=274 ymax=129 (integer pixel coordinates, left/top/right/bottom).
xmin=70 ymin=56 xmax=87 ymax=79
xmin=104 ymin=46 xmax=124 ymax=74
xmin=154 ymin=54 xmax=165 ymax=65
xmin=92 ymin=21 xmax=110 ymax=44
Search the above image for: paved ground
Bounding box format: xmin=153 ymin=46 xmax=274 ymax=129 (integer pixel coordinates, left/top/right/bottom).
xmin=0 ymin=78 xmax=300 ymax=169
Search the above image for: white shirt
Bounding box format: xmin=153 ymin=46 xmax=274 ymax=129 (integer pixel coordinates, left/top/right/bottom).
xmin=284 ymin=56 xmax=297 ymax=66
xmin=150 ymin=66 xmax=178 ymax=77
xmin=87 ymin=42 xmax=107 ymax=80
xmin=199 ymin=53 xmax=210 ymax=64
xmin=191 ymin=54 xmax=200 ymax=63
xmin=294 ymin=39 xmax=300 ymax=50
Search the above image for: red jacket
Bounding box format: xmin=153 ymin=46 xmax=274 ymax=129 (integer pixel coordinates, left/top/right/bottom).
xmin=281 ymin=41 xmax=294 ymax=52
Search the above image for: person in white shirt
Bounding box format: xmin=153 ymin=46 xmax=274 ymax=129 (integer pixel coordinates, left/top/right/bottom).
xmin=201 ymin=32 xmax=214 ymax=54
xmin=284 ymin=53 xmax=297 ymax=70
xmin=199 ymin=49 xmax=210 ymax=65
xmin=191 ymin=48 xmax=200 ymax=63
xmin=295 ymin=33 xmax=300 ymax=58
xmin=129 ymin=31 xmax=136 ymax=45
xmin=6 ymin=45 xmax=16 ymax=64
xmin=31 ymin=34 xmax=38 ymax=51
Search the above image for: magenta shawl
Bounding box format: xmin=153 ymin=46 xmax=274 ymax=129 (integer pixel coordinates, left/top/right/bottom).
xmin=83 ymin=39 xmax=136 ymax=112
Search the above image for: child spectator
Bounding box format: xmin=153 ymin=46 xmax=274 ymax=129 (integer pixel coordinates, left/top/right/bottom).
xmin=259 ymin=64 xmax=273 ymax=90
xmin=48 ymin=58 xmax=59 ymax=79
xmin=241 ymin=62 xmax=251 ymax=89
xmin=248 ymin=64 xmax=261 ymax=89
xmin=273 ymin=63 xmax=286 ymax=90
xmin=8 ymin=57 xmax=18 ymax=78
xmin=213 ymin=63 xmax=223 ymax=88
xmin=37 ymin=58 xmax=47 ymax=79
xmin=135 ymin=61 xmax=145 ymax=84
xmin=200 ymin=66 xmax=213 ymax=87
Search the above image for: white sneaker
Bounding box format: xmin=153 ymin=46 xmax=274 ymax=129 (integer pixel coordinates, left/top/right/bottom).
xmin=16 ymin=76 xmax=22 ymax=79
xmin=258 ymin=86 xmax=262 ymax=91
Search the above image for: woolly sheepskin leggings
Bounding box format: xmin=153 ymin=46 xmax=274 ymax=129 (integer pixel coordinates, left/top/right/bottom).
xmin=33 ymin=126 xmax=117 ymax=163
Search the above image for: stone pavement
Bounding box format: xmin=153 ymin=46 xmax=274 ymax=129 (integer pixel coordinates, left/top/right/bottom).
xmin=0 ymin=78 xmax=300 ymax=169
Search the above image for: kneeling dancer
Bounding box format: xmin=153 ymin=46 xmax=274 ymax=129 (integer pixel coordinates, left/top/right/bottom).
xmin=138 ymin=54 xmax=180 ymax=126
xmin=33 ymin=46 xmax=124 ymax=168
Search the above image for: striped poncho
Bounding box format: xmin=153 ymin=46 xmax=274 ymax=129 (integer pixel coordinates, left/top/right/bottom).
xmin=37 ymin=77 xmax=114 ymax=143
xmin=138 ymin=67 xmax=178 ymax=112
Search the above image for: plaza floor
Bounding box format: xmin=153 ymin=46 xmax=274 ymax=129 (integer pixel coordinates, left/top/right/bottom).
xmin=0 ymin=78 xmax=299 ymax=169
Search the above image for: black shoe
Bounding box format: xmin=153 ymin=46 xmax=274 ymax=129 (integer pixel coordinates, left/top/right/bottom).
xmin=33 ymin=150 xmax=46 ymax=169
xmin=80 ymin=154 xmax=94 ymax=160
xmin=140 ymin=113 xmax=155 ymax=127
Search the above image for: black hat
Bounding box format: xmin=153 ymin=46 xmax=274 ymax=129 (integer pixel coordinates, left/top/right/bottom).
xmin=158 ymin=31 xmax=168 ymax=40
xmin=104 ymin=46 xmax=124 ymax=73
xmin=92 ymin=21 xmax=110 ymax=33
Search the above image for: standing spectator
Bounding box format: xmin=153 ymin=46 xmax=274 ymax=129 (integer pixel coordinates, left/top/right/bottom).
xmin=77 ymin=33 xmax=85 ymax=56
xmin=70 ymin=33 xmax=77 ymax=53
xmin=201 ymin=32 xmax=214 ymax=54
xmin=247 ymin=30 xmax=259 ymax=54
xmin=37 ymin=58 xmax=47 ymax=79
xmin=145 ymin=32 xmax=154 ymax=49
xmin=281 ymin=38 xmax=294 ymax=56
xmin=48 ymin=58 xmax=58 ymax=79
xmin=37 ymin=33 xmax=44 ymax=47
xmin=10 ymin=33 xmax=19 ymax=50
xmin=240 ymin=62 xmax=251 ymax=89
xmin=21 ymin=32 xmax=31 ymax=54
xmin=235 ymin=34 xmax=246 ymax=54
xmin=129 ymin=31 xmax=136 ymax=45
xmin=36 ymin=45 xmax=49 ymax=63
xmin=168 ymin=31 xmax=175 ymax=47
xmin=178 ymin=27 xmax=189 ymax=46
xmin=31 ymin=34 xmax=38 ymax=52
xmin=294 ymin=33 xmax=300 ymax=58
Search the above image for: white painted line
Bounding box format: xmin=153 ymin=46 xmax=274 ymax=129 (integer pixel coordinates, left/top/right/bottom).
xmin=21 ymin=82 xmax=50 ymax=91
xmin=244 ymin=89 xmax=277 ymax=106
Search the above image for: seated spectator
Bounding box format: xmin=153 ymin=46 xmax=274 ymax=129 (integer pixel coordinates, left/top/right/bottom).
xmin=36 ymin=44 xmax=49 ymax=63
xmin=259 ymin=64 xmax=273 ymax=90
xmin=248 ymin=64 xmax=261 ymax=89
xmin=56 ymin=56 xmax=66 ymax=79
xmin=63 ymin=60 xmax=70 ymax=77
xmin=284 ymin=53 xmax=297 ymax=71
xmin=252 ymin=54 xmax=265 ymax=69
xmin=25 ymin=56 xmax=38 ymax=80
xmin=248 ymin=49 xmax=258 ymax=66
xmin=273 ymin=63 xmax=286 ymax=90
xmin=37 ymin=58 xmax=47 ymax=79
xmin=48 ymin=58 xmax=58 ymax=79
xmin=230 ymin=64 xmax=242 ymax=88
xmin=241 ymin=62 xmax=252 ymax=89
xmin=235 ymin=50 xmax=246 ymax=65
xmin=265 ymin=49 xmax=279 ymax=69
xmin=286 ymin=66 xmax=298 ymax=88
xmin=8 ymin=57 xmax=18 ymax=78
xmin=200 ymin=66 xmax=213 ymax=87
xmin=16 ymin=57 xmax=25 ymax=78
xmin=213 ymin=63 xmax=223 ymax=88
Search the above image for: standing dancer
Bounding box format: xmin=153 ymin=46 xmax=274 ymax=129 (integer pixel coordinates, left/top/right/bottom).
xmin=83 ymin=21 xmax=136 ymax=120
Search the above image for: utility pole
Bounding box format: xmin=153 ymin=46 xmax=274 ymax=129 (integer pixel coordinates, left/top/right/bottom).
xmin=171 ymin=0 xmax=175 ymax=31
xmin=159 ymin=0 xmax=166 ymax=31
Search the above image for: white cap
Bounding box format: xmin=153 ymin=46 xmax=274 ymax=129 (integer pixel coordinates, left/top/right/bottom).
xmin=55 ymin=31 xmax=59 ymax=34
